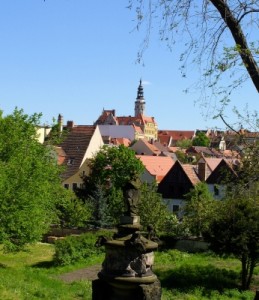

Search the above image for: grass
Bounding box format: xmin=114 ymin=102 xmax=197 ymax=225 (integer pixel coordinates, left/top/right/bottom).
xmin=0 ymin=243 xmax=103 ymax=299
xmin=154 ymin=250 xmax=258 ymax=300
xmin=0 ymin=241 xmax=258 ymax=299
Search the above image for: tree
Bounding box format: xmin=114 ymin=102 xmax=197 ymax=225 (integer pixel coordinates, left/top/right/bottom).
xmin=138 ymin=182 xmax=171 ymax=233
xmin=76 ymin=145 xmax=144 ymax=226
xmin=204 ymin=144 xmax=259 ymax=290
xmin=0 ymin=109 xmax=70 ymax=250
xmin=204 ymin=194 xmax=259 ymax=290
xmin=128 ymin=1 xmax=259 ymax=114
xmin=83 ymin=144 xmax=144 ymax=191
xmin=55 ymin=190 xmax=93 ymax=229
xmin=183 ymin=182 xmax=216 ymax=237
xmin=176 ymin=139 xmax=192 ymax=149
xmin=192 ymin=132 xmax=210 ymax=147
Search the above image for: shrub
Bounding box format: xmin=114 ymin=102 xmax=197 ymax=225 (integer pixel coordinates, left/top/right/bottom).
xmin=53 ymin=230 xmax=113 ymax=266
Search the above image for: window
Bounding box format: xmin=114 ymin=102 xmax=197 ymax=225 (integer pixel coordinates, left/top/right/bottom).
xmin=214 ymin=185 xmax=219 ymax=196
xmin=72 ymin=183 xmax=77 ymax=190
xmin=173 ymin=205 xmax=180 ymax=214
xmin=67 ymin=157 xmax=75 ymax=165
xmin=64 ymin=184 xmax=69 ymax=189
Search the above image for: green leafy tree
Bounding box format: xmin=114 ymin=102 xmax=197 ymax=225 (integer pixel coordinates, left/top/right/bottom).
xmin=0 ymin=109 xmax=69 ymax=250
xmin=77 ymin=145 xmax=144 ymax=226
xmin=86 ymin=145 xmax=144 ymax=190
xmin=175 ymin=150 xmax=190 ymax=164
xmin=138 ymin=182 xmax=170 ymax=233
xmin=204 ymin=194 xmax=259 ymax=290
xmin=204 ymin=144 xmax=259 ymax=290
xmin=183 ymin=182 xmax=216 ymax=237
xmin=56 ymin=190 xmax=93 ymax=229
xmin=176 ymin=139 xmax=192 ymax=149
xmin=192 ymin=132 xmax=210 ymax=147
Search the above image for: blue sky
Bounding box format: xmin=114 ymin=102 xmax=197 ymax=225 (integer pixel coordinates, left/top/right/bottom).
xmin=0 ymin=1 xmax=258 ymax=130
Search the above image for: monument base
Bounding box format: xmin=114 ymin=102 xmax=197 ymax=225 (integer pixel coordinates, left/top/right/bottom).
xmin=92 ymin=278 xmax=162 ymax=300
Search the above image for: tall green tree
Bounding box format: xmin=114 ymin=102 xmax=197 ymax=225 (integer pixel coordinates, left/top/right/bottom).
xmin=138 ymin=182 xmax=170 ymax=233
xmin=204 ymin=193 xmax=259 ymax=290
xmin=204 ymin=144 xmax=259 ymax=290
xmin=0 ymin=109 xmax=68 ymax=250
xmin=77 ymin=145 xmax=144 ymax=225
xmin=183 ymin=182 xmax=216 ymax=237
xmin=83 ymin=144 xmax=144 ymax=191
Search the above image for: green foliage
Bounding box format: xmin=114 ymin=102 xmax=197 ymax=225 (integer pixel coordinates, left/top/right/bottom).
xmin=54 ymin=230 xmax=113 ymax=266
xmin=192 ymin=132 xmax=210 ymax=147
xmin=0 ymin=108 xmax=68 ymax=250
xmin=138 ymin=182 xmax=170 ymax=233
xmin=56 ymin=190 xmax=93 ymax=229
xmin=183 ymin=182 xmax=216 ymax=237
xmin=204 ymin=195 xmax=259 ymax=290
xmin=86 ymin=144 xmax=144 ymax=190
xmin=176 ymin=139 xmax=192 ymax=149
xmin=44 ymin=121 xmax=67 ymax=146
xmin=203 ymin=144 xmax=259 ymax=290
xmin=77 ymin=145 xmax=144 ymax=226
xmin=162 ymin=214 xmax=190 ymax=237
xmin=175 ymin=150 xmax=190 ymax=163
xmin=87 ymin=185 xmax=124 ymax=227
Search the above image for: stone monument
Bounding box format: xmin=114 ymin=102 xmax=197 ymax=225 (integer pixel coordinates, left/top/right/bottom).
xmin=92 ymin=181 xmax=161 ymax=300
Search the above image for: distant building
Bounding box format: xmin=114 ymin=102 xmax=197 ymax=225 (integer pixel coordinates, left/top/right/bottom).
xmin=158 ymin=130 xmax=195 ymax=147
xmin=57 ymin=124 xmax=104 ymax=190
xmin=94 ymin=80 xmax=158 ymax=141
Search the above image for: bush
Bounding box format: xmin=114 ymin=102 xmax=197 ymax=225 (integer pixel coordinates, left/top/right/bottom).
xmin=53 ymin=230 xmax=113 ymax=265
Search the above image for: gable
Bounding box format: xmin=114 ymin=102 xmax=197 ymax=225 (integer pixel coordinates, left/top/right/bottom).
xmin=136 ymin=155 xmax=175 ymax=181
xmin=206 ymin=159 xmax=236 ymax=184
xmin=158 ymin=161 xmax=200 ymax=199
xmin=59 ymin=126 xmax=97 ymax=180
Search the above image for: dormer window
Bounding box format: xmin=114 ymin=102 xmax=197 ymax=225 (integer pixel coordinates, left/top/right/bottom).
xmin=67 ymin=157 xmax=75 ymax=165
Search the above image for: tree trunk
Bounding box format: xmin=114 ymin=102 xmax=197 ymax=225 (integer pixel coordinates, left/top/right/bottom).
xmin=210 ymin=0 xmax=259 ymax=93
xmin=246 ymin=258 xmax=256 ymax=290
xmin=241 ymin=254 xmax=248 ymax=290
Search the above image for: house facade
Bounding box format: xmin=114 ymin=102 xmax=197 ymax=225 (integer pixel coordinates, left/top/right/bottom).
xmin=157 ymin=160 xmax=200 ymax=214
xmin=58 ymin=125 xmax=104 ymax=190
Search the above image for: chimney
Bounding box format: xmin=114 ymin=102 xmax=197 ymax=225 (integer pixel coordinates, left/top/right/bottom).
xmin=198 ymin=160 xmax=207 ymax=181
xmin=67 ymin=120 xmax=74 ymax=129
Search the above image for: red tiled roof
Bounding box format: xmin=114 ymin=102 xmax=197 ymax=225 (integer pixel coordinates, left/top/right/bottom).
xmin=202 ymin=157 xmax=222 ymax=172
xmin=158 ymin=130 xmax=195 ymax=141
xmin=140 ymin=139 xmax=161 ymax=155
xmin=181 ymin=164 xmax=201 ymax=186
xmin=59 ymin=126 xmax=96 ymax=180
xmin=110 ymin=137 xmax=131 ymax=147
xmin=136 ymin=155 xmax=175 ymax=181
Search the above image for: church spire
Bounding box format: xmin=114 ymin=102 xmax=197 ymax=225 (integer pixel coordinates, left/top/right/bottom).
xmin=135 ymin=79 xmax=146 ymax=116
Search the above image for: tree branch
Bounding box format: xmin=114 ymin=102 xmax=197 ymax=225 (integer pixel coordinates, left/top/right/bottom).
xmin=210 ymin=0 xmax=259 ymax=93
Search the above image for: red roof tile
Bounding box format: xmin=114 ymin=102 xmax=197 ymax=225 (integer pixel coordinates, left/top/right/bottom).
xmin=136 ymin=155 xmax=175 ymax=181
xmin=181 ymin=164 xmax=201 ymax=186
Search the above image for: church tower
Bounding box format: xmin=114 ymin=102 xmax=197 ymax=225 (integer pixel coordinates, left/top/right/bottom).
xmin=134 ymin=79 xmax=146 ymax=117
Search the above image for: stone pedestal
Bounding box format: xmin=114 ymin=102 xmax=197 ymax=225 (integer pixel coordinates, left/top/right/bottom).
xmin=92 ymin=215 xmax=161 ymax=300
xmin=92 ymin=278 xmax=161 ymax=300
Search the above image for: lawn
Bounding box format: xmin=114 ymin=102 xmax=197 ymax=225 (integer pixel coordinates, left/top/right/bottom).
xmin=0 ymin=242 xmax=258 ymax=299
